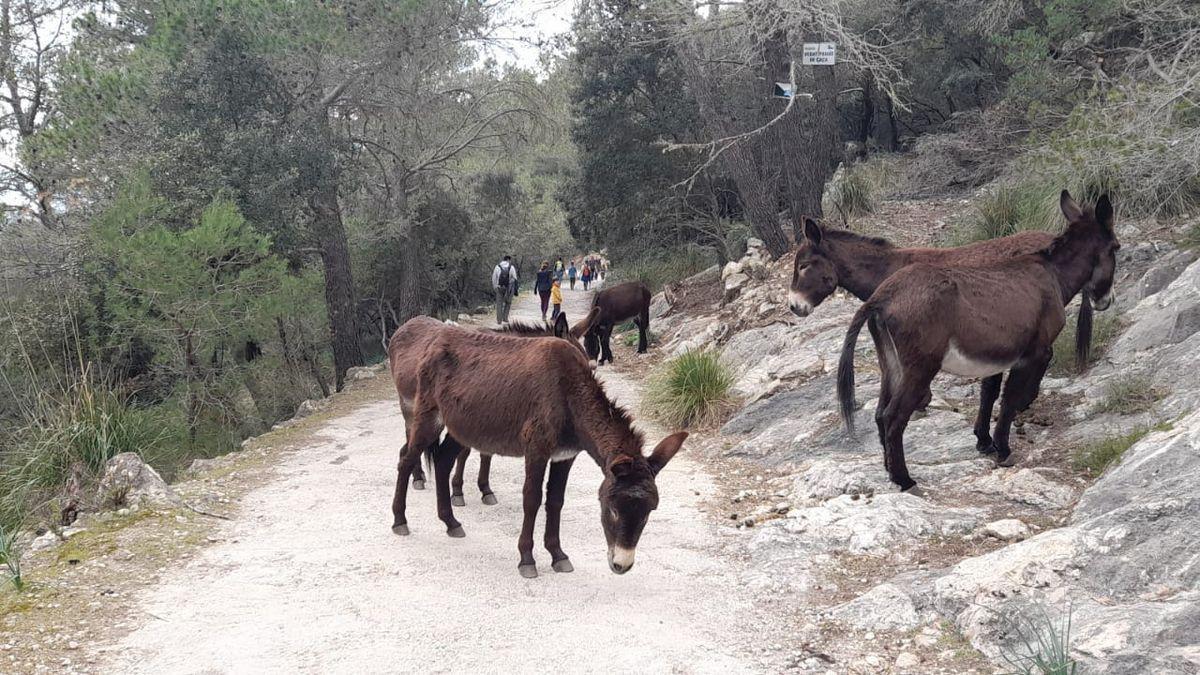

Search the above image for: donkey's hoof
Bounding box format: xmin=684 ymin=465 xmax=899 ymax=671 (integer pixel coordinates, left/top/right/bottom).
xmin=451 ymin=495 xmax=466 ymax=507
xmin=551 ymin=558 xmax=574 ymax=573
xmin=518 ymin=564 xmax=538 ymax=579
xmin=446 ymin=525 xmax=466 ymax=538
xmin=977 ymin=441 xmax=996 ymax=454
xmin=412 ymin=479 xmax=426 ymax=490
xmin=391 ymin=523 xmax=410 ymax=536
xmin=995 ymin=454 xmax=1016 ymax=468
xmin=903 ymin=485 xmax=926 ymax=498
xmin=481 ymin=493 xmax=498 ymax=506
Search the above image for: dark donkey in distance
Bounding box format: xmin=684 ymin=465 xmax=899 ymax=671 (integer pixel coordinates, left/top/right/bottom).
xmin=585 ymin=281 xmax=652 ymax=366
xmin=405 ymin=310 xmax=597 ymax=504
xmin=791 ymin=218 xmax=1097 ymax=455
xmin=837 ymin=191 xmax=1119 ymax=491
xmin=390 ymin=316 xmax=686 ymax=577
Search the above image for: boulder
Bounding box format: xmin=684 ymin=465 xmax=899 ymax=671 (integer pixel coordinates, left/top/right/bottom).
xmin=967 ymin=468 xmax=1076 ymax=509
xmin=1132 ymin=248 xmax=1197 ymax=301
xmin=981 ymin=518 xmax=1030 ymax=541
xmin=830 ymin=582 xmax=923 ymax=631
xmin=722 ymin=272 xmax=749 ymax=304
xmin=345 ymin=366 xmax=378 ymax=382
xmin=1116 ymin=258 xmax=1200 ymax=352
xmin=294 ymin=397 xmax=330 ymax=419
xmin=96 ymin=453 xmax=184 ymax=511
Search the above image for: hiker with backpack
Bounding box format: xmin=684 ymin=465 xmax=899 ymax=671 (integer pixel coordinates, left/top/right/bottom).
xmin=567 ymin=260 xmax=577 ymax=290
xmin=492 ymin=255 xmax=518 ymax=324
xmin=535 ymin=261 xmax=555 ymax=320
xmin=580 ymin=262 xmax=593 ymax=291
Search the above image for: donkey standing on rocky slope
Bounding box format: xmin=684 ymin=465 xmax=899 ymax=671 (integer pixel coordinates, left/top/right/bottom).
xmin=837 ymin=192 xmax=1118 ymax=491
xmin=404 ymin=311 xmax=596 ymax=504
xmin=585 ymin=281 xmax=652 ymax=366
xmin=791 ymin=217 xmax=1097 ymax=455
xmin=389 ymin=316 xmax=686 ymax=577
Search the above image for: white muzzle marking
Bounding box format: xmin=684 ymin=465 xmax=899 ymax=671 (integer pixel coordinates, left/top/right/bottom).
xmin=788 ymin=290 xmax=813 ymax=317
xmin=609 ymin=546 xmax=636 ymax=573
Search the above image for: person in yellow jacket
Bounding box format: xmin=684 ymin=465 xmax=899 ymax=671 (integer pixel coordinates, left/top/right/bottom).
xmin=550 ymin=279 xmax=563 ymax=320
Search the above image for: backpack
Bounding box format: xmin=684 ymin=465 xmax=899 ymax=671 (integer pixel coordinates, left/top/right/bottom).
xmin=497 ymin=263 xmax=510 ymax=289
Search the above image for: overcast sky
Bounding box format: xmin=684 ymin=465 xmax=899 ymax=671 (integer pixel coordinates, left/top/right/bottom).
xmin=485 ymin=0 xmax=576 ymax=69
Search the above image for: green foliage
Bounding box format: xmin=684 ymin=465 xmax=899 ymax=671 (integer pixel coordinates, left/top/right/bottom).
xmin=826 ymin=167 xmax=877 ymax=223
xmin=997 ymin=602 xmax=1078 ymax=675
xmin=948 ymin=184 xmax=1060 ymax=244
xmin=1049 ymin=312 xmax=1123 ymax=377
xmin=1092 ymin=376 xmax=1165 ymax=416
xmin=607 ymin=246 xmax=717 ymax=293
xmin=1072 ymin=428 xmax=1150 ymax=475
xmin=642 ymin=351 xmax=735 ymax=429
xmin=0 ymin=523 xmax=23 ymax=591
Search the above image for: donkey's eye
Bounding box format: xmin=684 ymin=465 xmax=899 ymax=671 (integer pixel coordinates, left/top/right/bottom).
xmin=798 ymin=263 xmax=809 ymax=271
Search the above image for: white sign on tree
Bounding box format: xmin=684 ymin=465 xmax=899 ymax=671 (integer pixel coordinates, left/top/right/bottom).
xmin=802 ymin=43 xmax=837 ymax=66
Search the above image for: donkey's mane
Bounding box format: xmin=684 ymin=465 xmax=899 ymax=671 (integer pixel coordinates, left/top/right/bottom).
xmin=824 ymin=228 xmax=894 ymax=248
xmin=492 ymin=320 xmax=553 ymax=336
xmin=581 ymin=375 xmax=645 ymax=453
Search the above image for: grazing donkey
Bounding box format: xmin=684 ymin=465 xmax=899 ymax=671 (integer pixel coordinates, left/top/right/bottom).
xmin=837 ymin=191 xmax=1118 ymax=491
xmin=790 ymin=218 xmax=1096 ymax=454
xmin=584 ymin=281 xmax=652 ymax=366
xmin=405 ymin=311 xmax=597 ymax=504
xmin=389 ymin=316 xmax=686 ymax=577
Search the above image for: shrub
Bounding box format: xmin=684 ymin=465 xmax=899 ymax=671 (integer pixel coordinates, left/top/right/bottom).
xmin=1048 ymin=310 xmax=1123 ymax=377
xmin=825 ymin=166 xmax=876 ymax=224
xmin=997 ymin=602 xmax=1078 ymax=675
xmin=1072 ymin=428 xmax=1150 ymax=475
xmin=1091 ymin=376 xmax=1165 ymax=416
xmin=642 ymin=350 xmax=735 ymax=429
xmin=947 ymin=183 xmax=1060 ymax=244
xmin=622 ymin=329 xmax=658 ymax=348
xmin=608 ymin=245 xmax=717 ymax=293
xmin=0 ymin=523 xmax=23 ymax=591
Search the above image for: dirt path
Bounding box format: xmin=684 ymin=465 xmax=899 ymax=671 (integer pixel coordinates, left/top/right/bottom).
xmin=95 ymin=278 xmax=764 ymax=673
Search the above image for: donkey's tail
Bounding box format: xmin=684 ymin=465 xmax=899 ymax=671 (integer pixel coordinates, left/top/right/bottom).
xmin=1075 ymin=294 xmax=1093 ymax=373
xmin=838 ymin=304 xmax=873 ymax=437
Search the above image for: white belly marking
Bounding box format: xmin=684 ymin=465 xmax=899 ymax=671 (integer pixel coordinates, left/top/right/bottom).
xmin=941 ymin=342 xmax=1013 ymax=379
xmin=551 ymin=449 xmax=581 ymax=462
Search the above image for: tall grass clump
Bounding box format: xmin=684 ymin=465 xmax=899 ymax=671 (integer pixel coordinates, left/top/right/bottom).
xmin=1091 ymin=376 xmax=1165 ymax=416
xmin=1072 ymin=428 xmax=1150 ymax=476
xmin=609 ymin=245 xmax=717 ymax=293
xmin=0 ymin=523 xmax=24 ymax=591
xmin=1048 ymin=311 xmax=1123 ymax=377
xmin=996 ymin=602 xmax=1078 ymax=675
xmin=949 ymin=183 xmax=1060 ymax=244
xmin=642 ymin=350 xmax=735 ymax=429
xmin=0 ymin=371 xmax=181 ymax=533
xmin=826 ymin=166 xmax=877 ymax=224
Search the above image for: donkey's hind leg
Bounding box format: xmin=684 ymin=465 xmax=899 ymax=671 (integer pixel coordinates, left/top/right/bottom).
xmin=451 ymin=446 xmax=470 ymax=507
xmin=434 ymin=436 xmax=467 ymax=537
xmin=986 ymin=350 xmax=1052 ymax=466
xmin=391 ymin=443 xmax=421 ymax=535
xmin=478 ymin=453 xmax=497 ymax=505
xmin=868 ymin=317 xmax=894 ymax=470
xmin=518 ymin=456 xmax=550 ymax=578
xmin=635 ymin=307 xmax=650 ymax=354
xmin=880 ymin=369 xmax=937 ymax=492
xmin=544 ymin=456 xmax=577 ymax=573
xmin=973 ymin=374 xmax=1004 ymax=452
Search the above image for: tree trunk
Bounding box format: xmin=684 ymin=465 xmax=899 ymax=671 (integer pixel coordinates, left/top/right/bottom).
xmin=309 ymin=181 xmax=363 ymax=392
xmin=790 ymin=33 xmax=841 ymax=231
xmin=859 ymin=73 xmax=875 ymax=146
xmin=883 ymin=95 xmax=900 ymax=152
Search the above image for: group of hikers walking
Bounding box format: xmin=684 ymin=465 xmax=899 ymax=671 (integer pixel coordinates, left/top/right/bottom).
xmin=491 ymin=254 xmax=607 ymax=324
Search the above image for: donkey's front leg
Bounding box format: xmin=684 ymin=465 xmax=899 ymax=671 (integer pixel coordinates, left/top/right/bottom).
xmin=391 ymin=443 xmax=420 ymax=535
xmin=973 ymin=374 xmax=1003 ymax=452
xmin=517 ymin=457 xmax=549 ymax=578
xmin=987 ymin=350 xmax=1052 ymax=466
xmin=544 ymin=456 xmax=576 ymax=573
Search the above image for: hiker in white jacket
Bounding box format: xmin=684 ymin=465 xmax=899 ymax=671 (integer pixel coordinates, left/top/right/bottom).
xmin=492 ymin=256 xmax=519 ymax=324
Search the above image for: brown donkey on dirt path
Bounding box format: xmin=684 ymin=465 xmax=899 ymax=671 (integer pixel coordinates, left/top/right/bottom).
xmin=791 ymin=218 xmax=1096 ymax=455
xmin=405 ymin=311 xmax=598 ymax=505
xmin=389 ymin=316 xmax=686 ymax=577
xmin=585 ymin=281 xmax=652 ymax=366
xmin=837 ymin=191 xmax=1118 ymax=491
xmin=403 ymin=311 xmax=597 ymax=503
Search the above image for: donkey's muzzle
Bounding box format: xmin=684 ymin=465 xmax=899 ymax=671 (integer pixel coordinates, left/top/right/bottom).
xmin=608 ymin=546 xmax=635 ymax=574
xmin=788 ymin=291 xmax=813 ymax=317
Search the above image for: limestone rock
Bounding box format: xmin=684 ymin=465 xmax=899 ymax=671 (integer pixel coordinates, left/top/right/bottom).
xmin=294 ymin=397 xmax=331 ymax=419
xmin=967 ymin=468 xmax=1076 ymax=509
xmin=981 ymin=518 xmax=1030 ymax=541
xmin=96 ymin=453 xmax=184 ymax=511
xmin=829 ymin=583 xmax=922 ymax=631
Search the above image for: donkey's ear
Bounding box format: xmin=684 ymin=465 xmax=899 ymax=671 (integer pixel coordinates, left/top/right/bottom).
xmin=647 ymin=431 xmax=688 ymax=476
xmin=1095 ymin=194 xmax=1114 ymax=231
xmin=803 ymin=218 xmax=822 ymax=246
xmin=553 ymin=312 xmax=570 ymax=338
xmin=571 ymin=307 xmax=600 ymax=339
xmin=1060 ymin=190 xmax=1084 ymax=222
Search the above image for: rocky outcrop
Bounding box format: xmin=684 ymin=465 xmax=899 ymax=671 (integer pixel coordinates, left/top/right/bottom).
xmin=96 ymin=453 xmax=184 ymax=511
